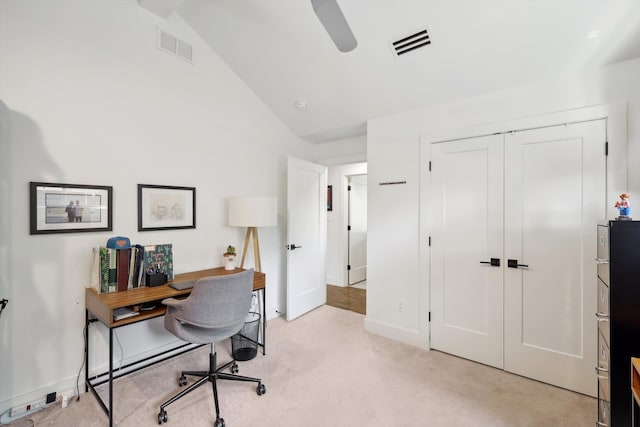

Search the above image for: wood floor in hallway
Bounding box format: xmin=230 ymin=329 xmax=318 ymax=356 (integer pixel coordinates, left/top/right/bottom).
xmin=326 ymin=284 xmax=366 ymax=314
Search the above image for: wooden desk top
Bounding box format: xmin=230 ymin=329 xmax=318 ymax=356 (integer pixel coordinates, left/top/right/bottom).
xmin=86 ymin=267 xmax=265 ymax=328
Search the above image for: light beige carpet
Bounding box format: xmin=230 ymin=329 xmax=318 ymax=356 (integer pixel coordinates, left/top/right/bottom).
xmin=3 ymin=305 xmax=595 ymax=427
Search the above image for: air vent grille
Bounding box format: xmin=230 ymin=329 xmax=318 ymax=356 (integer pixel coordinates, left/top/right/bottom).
xmin=390 ymin=28 xmax=431 ymax=57
xmin=176 ymin=39 xmax=193 ymax=62
xmin=158 ymin=29 xmax=193 ymax=63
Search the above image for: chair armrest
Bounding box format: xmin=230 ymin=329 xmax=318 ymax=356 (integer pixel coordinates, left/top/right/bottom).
xmin=162 ymin=297 xmax=186 ymax=308
xmin=162 ymin=297 xmax=206 ymax=327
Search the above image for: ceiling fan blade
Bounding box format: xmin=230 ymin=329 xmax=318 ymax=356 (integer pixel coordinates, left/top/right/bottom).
xmin=311 ymin=0 xmax=358 ymax=53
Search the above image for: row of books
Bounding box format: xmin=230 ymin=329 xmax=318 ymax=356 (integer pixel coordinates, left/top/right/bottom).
xmin=90 ymin=243 xmax=174 ymax=293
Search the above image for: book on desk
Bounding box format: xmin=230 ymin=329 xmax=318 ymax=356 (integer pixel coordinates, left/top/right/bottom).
xmin=92 ymin=244 xmax=173 ymax=294
xmin=96 ymin=246 xmax=137 ymax=293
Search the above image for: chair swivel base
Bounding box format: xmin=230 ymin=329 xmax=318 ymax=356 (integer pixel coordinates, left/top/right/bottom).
xmin=157 ymin=350 xmax=266 ymax=426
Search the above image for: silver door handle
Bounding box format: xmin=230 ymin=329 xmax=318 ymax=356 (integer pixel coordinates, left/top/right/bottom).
xmin=594 ymin=258 xmax=609 ymax=264
xmin=595 ymin=312 xmax=609 ymax=321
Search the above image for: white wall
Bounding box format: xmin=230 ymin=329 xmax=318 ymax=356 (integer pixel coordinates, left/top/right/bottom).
xmin=313 ymin=134 xmax=367 ymax=167
xmin=366 ymin=57 xmax=640 ymax=348
xmin=326 ymin=162 xmax=367 ymax=286
xmin=0 ymin=0 xmax=316 ymax=413
xmin=366 ymin=134 xmax=423 ymax=346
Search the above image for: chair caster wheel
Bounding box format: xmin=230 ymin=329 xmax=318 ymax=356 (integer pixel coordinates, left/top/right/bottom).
xmin=178 ymin=375 xmax=187 ymax=386
xmin=214 ymin=417 xmax=225 ymax=427
xmin=231 ymin=362 xmax=239 ymax=374
xmin=256 ymin=383 xmax=266 ymax=396
xmin=158 ymin=409 xmax=168 ymax=424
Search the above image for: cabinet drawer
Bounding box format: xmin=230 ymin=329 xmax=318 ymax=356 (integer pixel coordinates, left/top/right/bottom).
xmin=598 ymin=375 xmax=610 ymax=408
xmin=597 ymin=329 xmax=609 ymax=372
xmin=596 ymin=277 xmax=610 ymax=346
xmin=596 ymin=278 xmax=609 ymax=317
xmin=596 ymin=225 xmax=609 ymax=285
xmin=598 ymin=316 xmax=610 ymax=349
xmin=597 ymin=393 xmax=610 ymax=427
xmin=596 ymin=331 xmax=610 ymax=421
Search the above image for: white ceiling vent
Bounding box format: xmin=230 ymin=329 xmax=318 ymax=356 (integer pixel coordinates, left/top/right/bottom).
xmin=158 ymin=29 xmax=193 ymax=63
xmin=390 ymin=28 xmax=431 ymax=57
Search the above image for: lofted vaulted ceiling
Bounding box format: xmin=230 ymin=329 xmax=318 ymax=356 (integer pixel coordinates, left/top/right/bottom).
xmin=140 ymin=0 xmax=640 ymax=142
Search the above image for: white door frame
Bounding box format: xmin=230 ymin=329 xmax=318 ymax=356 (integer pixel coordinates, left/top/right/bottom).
xmin=420 ymin=102 xmax=628 ymax=349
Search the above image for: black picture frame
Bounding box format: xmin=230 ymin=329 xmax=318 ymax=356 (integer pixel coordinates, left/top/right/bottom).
xmin=29 ymin=182 xmax=113 ymax=235
xmin=327 ymin=185 xmax=333 ymax=211
xmin=138 ymin=184 xmax=196 ymax=231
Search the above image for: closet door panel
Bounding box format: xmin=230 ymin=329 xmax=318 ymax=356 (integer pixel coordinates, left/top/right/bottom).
xmin=504 ymin=120 xmax=605 ymax=397
xmin=430 ymin=134 xmax=504 ymax=369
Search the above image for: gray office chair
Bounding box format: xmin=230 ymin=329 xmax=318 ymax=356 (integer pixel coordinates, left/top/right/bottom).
xmin=157 ymin=269 xmax=266 ymax=427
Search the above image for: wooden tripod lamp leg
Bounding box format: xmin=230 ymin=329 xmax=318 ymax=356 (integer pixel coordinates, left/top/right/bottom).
xmin=252 ymin=227 xmax=262 ymax=272
xmin=240 ymin=227 xmax=252 ymax=269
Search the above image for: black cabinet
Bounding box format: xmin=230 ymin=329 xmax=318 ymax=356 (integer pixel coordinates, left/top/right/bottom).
xmin=597 ymin=220 xmax=640 ymax=426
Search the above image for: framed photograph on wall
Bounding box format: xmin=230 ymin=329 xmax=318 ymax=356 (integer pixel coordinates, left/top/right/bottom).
xmin=29 ymin=182 xmax=113 ymax=235
xmin=138 ymin=184 xmax=196 ymax=231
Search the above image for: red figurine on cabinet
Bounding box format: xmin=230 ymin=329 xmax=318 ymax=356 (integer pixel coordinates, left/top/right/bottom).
xmin=615 ymin=193 xmax=631 ymax=219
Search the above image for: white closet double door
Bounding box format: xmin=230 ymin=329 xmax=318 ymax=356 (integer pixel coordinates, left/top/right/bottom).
xmin=430 ymin=120 xmax=605 ymax=396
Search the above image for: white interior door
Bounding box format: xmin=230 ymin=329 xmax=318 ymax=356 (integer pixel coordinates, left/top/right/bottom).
xmin=503 ymin=120 xmax=605 ymax=396
xmin=286 ymin=157 xmax=327 ymax=321
xmin=348 ymin=174 xmax=367 ymax=285
xmin=430 ymin=134 xmax=505 ymax=369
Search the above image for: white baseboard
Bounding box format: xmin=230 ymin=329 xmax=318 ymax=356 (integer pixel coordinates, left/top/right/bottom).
xmin=364 ymin=317 xmax=429 ymax=350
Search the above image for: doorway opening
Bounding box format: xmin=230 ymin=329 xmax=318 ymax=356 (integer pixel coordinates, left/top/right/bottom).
xmin=325 ymin=163 xmax=367 ymax=315
xmin=347 ymin=173 xmax=367 ymax=289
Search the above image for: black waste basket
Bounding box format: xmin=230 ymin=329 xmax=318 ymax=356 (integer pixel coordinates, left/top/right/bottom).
xmin=231 ymin=312 xmax=260 ymax=361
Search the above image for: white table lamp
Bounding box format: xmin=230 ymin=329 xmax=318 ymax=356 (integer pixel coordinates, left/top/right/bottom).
xmin=228 ymin=196 xmax=277 ymax=272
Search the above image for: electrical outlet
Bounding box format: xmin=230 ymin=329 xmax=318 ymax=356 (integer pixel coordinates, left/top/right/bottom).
xmin=397 ymin=299 xmax=405 ymax=312
xmin=10 ymin=397 xmax=46 ymax=417
xmin=32 ymin=399 xmax=46 ymax=410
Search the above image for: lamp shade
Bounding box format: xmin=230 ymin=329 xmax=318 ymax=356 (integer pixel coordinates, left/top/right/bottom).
xmin=228 ymin=196 xmax=277 ymax=227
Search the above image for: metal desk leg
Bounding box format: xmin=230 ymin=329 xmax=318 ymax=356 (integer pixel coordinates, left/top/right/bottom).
xmin=262 ymin=288 xmax=266 ymax=355
xmin=109 ymin=328 xmax=113 ymax=427
xmin=85 ymin=310 xmax=89 ymax=392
